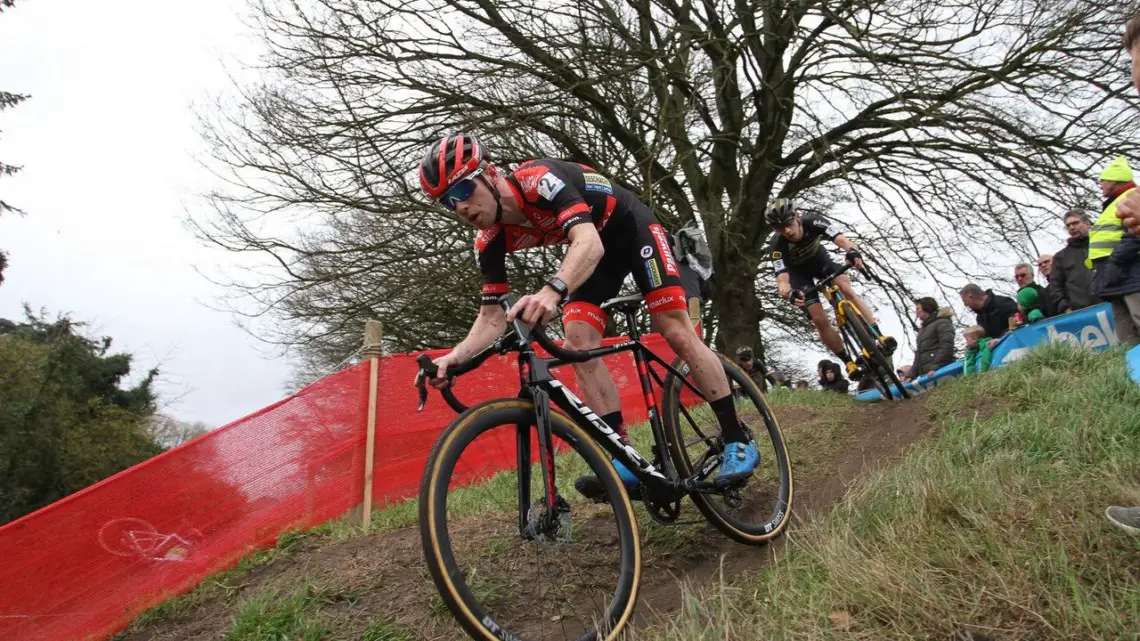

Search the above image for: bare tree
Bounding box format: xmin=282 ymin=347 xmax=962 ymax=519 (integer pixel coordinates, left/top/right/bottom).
xmin=191 ymin=0 xmax=1140 ymax=373
xmin=146 ymin=414 xmax=211 ymax=449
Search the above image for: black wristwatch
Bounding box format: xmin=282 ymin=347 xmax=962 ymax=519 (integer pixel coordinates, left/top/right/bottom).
xmin=545 ymin=277 xmax=569 ymax=302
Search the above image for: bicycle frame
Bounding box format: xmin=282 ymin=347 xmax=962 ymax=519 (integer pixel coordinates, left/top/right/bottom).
xmin=486 ymin=298 xmax=725 ymax=528
xmin=807 ymin=264 xmax=873 ymax=363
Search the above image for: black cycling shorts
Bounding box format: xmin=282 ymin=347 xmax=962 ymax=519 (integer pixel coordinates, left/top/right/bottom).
xmin=563 ymin=204 xmax=689 ymax=334
xmin=786 ymin=253 xmax=841 ymax=311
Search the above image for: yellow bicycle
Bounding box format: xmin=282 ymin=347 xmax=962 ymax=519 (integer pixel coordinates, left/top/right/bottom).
xmin=796 ymin=263 xmax=909 ymax=400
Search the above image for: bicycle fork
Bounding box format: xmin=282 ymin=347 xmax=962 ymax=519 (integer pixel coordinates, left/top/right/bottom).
xmin=516 ymin=384 xmax=562 ymax=540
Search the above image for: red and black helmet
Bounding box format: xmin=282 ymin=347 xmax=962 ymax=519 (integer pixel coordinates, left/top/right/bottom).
xmin=419 ymin=133 xmax=489 ymax=200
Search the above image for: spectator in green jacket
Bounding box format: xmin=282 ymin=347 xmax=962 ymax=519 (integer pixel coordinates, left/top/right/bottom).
xmin=962 ymin=325 xmax=993 ymax=375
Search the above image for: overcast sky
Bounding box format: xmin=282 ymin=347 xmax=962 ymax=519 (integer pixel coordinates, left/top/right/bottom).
xmin=0 ymin=0 xmax=298 ymax=427
xmin=0 ymin=0 xmax=1084 ymax=419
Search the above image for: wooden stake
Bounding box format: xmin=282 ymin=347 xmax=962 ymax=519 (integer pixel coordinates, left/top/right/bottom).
xmin=361 ymin=320 xmax=383 ymax=533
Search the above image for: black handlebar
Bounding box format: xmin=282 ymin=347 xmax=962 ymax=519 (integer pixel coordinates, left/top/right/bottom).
xmin=790 ymin=257 xmax=886 ymax=304
xmin=413 ymin=293 xmax=596 ymax=413
xmin=796 ymin=262 xmax=854 ymax=301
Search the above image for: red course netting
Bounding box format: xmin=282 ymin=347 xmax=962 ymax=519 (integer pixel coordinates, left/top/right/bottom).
xmin=0 ymin=335 xmax=680 ymax=641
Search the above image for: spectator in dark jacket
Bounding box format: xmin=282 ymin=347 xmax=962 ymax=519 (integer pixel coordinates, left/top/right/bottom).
xmin=817 ymin=360 xmax=850 ymax=394
xmin=1014 ymin=263 xmax=1055 ymax=318
xmin=959 ymin=283 xmax=1019 ymax=343
xmin=1047 ymin=210 xmax=1101 ymax=314
xmin=907 ymin=297 xmax=956 ymax=380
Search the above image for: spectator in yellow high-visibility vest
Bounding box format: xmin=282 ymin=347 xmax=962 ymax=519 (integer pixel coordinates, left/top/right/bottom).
xmin=1087 ymin=156 xmax=1140 ymax=348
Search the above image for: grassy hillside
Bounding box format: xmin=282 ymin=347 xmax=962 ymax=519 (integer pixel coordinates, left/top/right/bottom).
xmin=644 ymin=345 xmax=1140 ymax=640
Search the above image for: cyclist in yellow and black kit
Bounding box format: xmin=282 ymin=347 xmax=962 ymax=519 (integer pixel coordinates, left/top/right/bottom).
xmin=764 ymin=198 xmax=897 ymax=379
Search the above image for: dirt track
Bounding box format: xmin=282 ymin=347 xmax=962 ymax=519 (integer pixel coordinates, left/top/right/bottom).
xmin=117 ymin=396 xmax=936 ymax=641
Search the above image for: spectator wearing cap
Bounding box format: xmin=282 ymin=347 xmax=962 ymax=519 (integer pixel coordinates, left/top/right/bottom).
xmin=1047 ymin=210 xmax=1101 ymax=314
xmin=734 ymin=345 xmax=769 ymax=391
xmin=1015 ymin=287 xmax=1046 ymax=326
xmin=817 ymin=360 xmax=849 ymax=394
xmin=907 ymin=297 xmax=956 ymax=381
xmin=959 ymin=283 xmax=1019 ymax=345
xmin=1088 ymin=156 xmax=1140 ymax=347
xmin=1014 ymin=263 xmax=1055 ymax=318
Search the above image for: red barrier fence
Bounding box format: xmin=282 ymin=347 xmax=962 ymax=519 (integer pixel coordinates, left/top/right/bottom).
xmin=0 ymin=335 xmax=679 ymax=641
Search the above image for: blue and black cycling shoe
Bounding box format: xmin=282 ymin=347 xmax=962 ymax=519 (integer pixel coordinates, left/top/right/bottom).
xmin=575 ymin=459 xmax=641 ymax=503
xmin=717 ymin=441 xmax=760 ymax=484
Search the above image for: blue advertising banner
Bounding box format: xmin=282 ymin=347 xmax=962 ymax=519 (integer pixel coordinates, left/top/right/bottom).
xmin=1128 ymin=344 xmax=1140 ymax=385
xmin=989 ymin=302 xmax=1118 ymax=367
xmin=856 ymin=303 xmax=1120 ymax=402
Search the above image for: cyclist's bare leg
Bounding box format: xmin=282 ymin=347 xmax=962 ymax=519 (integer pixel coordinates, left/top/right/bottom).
xmin=563 ymin=320 xmax=621 ymax=417
xmin=806 ymin=303 xmax=846 ymax=356
xmin=835 ymin=275 xmax=876 ymax=326
xmin=652 ymin=309 xmax=751 ymax=449
xmin=565 ymin=319 xmax=636 ymax=496
xmin=652 ymin=308 xmax=729 ymax=399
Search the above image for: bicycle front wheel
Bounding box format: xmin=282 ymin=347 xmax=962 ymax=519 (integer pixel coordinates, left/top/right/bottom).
xmin=661 ymin=354 xmax=793 ymax=546
xmin=419 ymin=399 xmax=641 ymax=641
xmin=845 ymin=310 xmax=909 ymax=400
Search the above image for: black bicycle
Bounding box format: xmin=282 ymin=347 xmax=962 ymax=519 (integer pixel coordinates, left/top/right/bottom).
xmin=414 ymin=293 xmax=793 ymax=641
xmin=793 ymin=262 xmax=909 ymax=400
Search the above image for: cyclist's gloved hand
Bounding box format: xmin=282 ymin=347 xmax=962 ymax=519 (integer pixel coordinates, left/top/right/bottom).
xmin=789 ymin=289 xmax=806 ymax=307
xmin=845 ymin=249 xmax=865 ymax=270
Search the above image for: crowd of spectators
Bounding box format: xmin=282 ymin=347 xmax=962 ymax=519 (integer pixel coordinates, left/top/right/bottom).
xmin=735 ymin=155 xmax=1139 ymax=394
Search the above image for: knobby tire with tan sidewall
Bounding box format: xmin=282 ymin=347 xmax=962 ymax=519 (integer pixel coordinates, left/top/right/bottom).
xmin=419 ymin=399 xmax=641 ymax=641
xmin=661 ymin=353 xmax=794 ymax=546
xmin=843 ymin=307 xmax=909 ymax=400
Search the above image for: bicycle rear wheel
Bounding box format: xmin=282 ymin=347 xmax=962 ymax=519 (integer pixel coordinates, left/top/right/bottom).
xmin=660 ymin=354 xmax=793 ymax=546
xmin=845 ymin=311 xmax=909 ymax=400
xmin=419 ymin=399 xmax=640 ymax=641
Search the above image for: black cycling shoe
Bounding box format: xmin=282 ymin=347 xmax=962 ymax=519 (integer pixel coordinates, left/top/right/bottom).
xmin=574 ymin=474 xmax=643 ymax=503
xmin=845 ymin=361 xmax=865 ymax=381
xmin=879 ymin=335 xmax=898 ymax=356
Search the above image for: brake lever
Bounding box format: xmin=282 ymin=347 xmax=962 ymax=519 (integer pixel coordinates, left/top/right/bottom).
xmin=415 ymin=353 xmax=438 ymax=411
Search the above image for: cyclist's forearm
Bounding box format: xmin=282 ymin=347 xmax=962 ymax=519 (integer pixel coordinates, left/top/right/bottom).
xmin=451 ymin=309 xmax=506 ymax=361
xmin=554 ymin=226 xmax=604 ymax=290
xmin=833 ymin=234 xmax=856 ymax=251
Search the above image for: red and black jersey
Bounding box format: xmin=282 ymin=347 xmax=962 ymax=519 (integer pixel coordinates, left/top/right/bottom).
xmin=476 ymin=159 xmax=641 ymax=302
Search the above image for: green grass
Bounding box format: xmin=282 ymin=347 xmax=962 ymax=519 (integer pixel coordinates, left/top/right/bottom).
xmin=226 ymin=584 xmax=329 ymax=641
xmin=224 ymin=580 xmax=415 ymax=641
xmin=362 ymin=618 xmax=416 ymax=641
xmin=641 ymin=344 xmax=1140 ymax=640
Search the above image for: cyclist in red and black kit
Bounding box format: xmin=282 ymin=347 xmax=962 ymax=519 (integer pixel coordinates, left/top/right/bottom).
xmin=765 ymin=198 xmax=897 ymax=379
xmin=418 ymin=133 xmax=759 ymax=497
